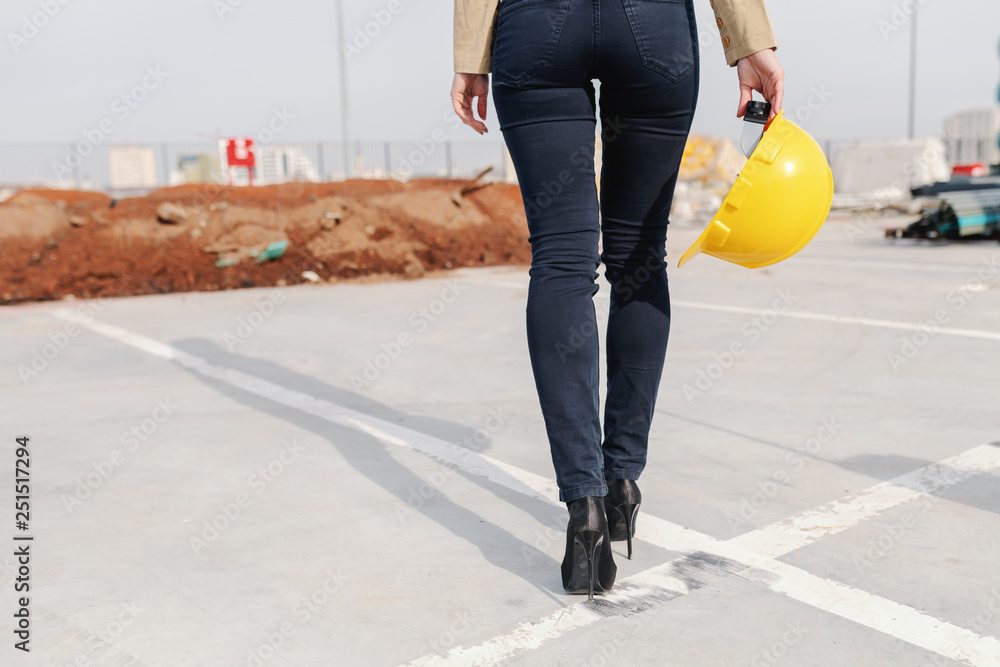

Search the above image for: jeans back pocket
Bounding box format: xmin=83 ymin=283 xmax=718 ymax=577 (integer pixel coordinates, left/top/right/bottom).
xmin=620 ymin=0 xmax=696 ymax=82
xmin=491 ymin=0 xmax=572 ymax=87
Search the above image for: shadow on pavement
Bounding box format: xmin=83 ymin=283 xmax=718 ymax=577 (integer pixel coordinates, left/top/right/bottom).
xmin=170 ymin=337 xmax=572 ymax=601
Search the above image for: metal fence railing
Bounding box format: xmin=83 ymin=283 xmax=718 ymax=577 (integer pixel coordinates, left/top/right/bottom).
xmin=3 ymin=137 xmax=976 ymax=196
xmin=0 ymin=140 xmax=512 ymax=194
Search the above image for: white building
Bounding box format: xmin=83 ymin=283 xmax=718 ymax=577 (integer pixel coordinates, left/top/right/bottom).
xmin=217 ymin=141 xmax=320 ymax=186
xmin=254 ymin=146 xmax=320 ymax=184
xmin=942 ymin=108 xmax=1000 ymax=166
xmin=108 ymin=146 xmax=158 ymax=190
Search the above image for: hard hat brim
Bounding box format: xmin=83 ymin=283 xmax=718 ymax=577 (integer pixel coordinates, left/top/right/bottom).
xmin=675 ymin=111 xmax=834 ymax=269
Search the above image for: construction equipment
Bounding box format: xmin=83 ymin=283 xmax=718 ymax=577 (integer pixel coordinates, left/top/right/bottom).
xmin=904 ymin=189 xmax=1000 ymax=239
xmin=677 ymin=110 xmax=834 ymax=269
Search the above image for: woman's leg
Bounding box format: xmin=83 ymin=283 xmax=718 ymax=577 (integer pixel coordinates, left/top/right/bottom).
xmin=595 ymin=0 xmax=700 ymax=480
xmin=491 ymin=0 xmax=606 ymax=503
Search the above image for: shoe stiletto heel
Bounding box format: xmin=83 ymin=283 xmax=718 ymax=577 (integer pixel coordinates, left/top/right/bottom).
xmin=605 ymin=479 xmax=641 ymax=559
xmin=611 ymin=503 xmax=639 ymax=559
xmin=561 ymin=496 xmax=617 ymax=600
xmin=571 ymin=530 xmax=603 ymax=601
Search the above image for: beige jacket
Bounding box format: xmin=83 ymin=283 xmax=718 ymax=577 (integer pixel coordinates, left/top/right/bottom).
xmin=454 ymin=0 xmax=776 ymax=73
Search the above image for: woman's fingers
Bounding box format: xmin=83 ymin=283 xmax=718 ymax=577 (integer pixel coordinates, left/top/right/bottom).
xmin=451 ymin=73 xmax=489 ymax=134
xmin=465 ymin=96 xmax=487 ymax=134
xmin=737 ymin=83 xmax=753 ymax=118
xmin=452 ymin=92 xmax=485 ymax=134
xmin=477 ymin=90 xmax=489 ymax=128
xmin=768 ymin=75 xmax=784 ymax=119
xmin=736 ymin=49 xmax=784 ymax=121
xmin=451 ymin=92 xmax=469 ymax=125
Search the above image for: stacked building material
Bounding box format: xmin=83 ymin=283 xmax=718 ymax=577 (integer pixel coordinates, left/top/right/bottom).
xmin=912 ymin=176 xmax=1000 ymax=196
xmin=906 ymin=188 xmax=1000 ymax=239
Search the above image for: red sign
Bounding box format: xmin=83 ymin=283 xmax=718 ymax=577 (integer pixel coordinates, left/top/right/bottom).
xmin=225 ymin=138 xmax=256 ymax=185
xmin=226 ymin=138 xmax=255 ymax=168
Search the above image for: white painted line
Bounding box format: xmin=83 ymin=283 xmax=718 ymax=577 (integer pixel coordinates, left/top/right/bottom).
xmin=734 ymin=443 xmax=1000 ymax=557
xmin=466 ymin=254 xmax=993 ymax=277
xmin=409 ymin=553 xmax=714 ymax=667
xmin=671 ymin=300 xmax=1000 ymax=342
xmin=462 ymin=276 xmax=1000 ymax=342
xmin=414 ymin=539 xmax=1000 ymax=667
xmin=749 ymin=554 xmax=1000 ymax=667
xmin=51 ymin=310 xmax=1000 ymax=666
xmin=463 ymin=279 xmax=528 ymax=290
xmin=410 ymin=446 xmax=1000 ymax=666
xmin=789 ymin=256 xmax=991 ymax=274
xmin=51 ymin=309 xmax=564 ymax=510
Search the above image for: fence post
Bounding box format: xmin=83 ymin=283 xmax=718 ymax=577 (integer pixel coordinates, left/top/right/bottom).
xmin=316 ymin=142 xmax=326 ymax=181
xmin=445 ymin=141 xmax=453 ymax=177
xmin=161 ymin=144 xmax=170 ymax=188
xmin=384 ymin=141 xmax=391 ymax=179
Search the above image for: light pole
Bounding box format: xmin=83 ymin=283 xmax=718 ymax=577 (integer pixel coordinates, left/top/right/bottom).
xmin=336 ymin=0 xmax=353 ymax=178
xmin=907 ymin=5 xmax=917 ymax=139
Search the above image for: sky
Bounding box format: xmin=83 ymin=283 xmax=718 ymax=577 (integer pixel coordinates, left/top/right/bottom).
xmin=2 ymin=0 xmax=998 ymax=147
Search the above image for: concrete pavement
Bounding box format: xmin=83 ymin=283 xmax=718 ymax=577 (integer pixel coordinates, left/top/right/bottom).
xmin=1 ymin=215 xmax=998 ymax=666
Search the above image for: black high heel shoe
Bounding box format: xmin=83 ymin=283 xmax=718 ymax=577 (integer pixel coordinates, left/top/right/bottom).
xmin=561 ymin=496 xmax=617 ymax=601
xmin=605 ymin=479 xmax=641 ymax=560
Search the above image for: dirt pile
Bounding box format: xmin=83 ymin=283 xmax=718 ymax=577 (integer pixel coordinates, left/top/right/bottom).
xmin=0 ymin=179 xmax=530 ymax=304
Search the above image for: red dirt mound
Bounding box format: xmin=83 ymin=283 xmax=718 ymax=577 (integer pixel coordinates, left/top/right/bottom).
xmin=0 ymin=179 xmax=530 ymax=305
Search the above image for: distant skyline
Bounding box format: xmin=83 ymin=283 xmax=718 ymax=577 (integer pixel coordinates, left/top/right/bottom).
xmin=2 ymin=0 xmax=999 ymax=146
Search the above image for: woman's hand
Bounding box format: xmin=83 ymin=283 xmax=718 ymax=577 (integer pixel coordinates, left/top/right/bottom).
xmin=736 ymin=49 xmax=784 ymax=121
xmin=451 ymin=73 xmax=490 ymax=135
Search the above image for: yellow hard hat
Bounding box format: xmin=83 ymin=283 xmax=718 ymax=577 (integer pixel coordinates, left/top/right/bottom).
xmin=677 ymin=110 xmax=834 ymax=269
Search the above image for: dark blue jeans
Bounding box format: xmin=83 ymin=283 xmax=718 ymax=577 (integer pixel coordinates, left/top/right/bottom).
xmin=491 ymin=0 xmax=699 ymax=502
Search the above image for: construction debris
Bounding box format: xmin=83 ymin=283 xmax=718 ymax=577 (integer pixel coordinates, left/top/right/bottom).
xmin=254 ymin=239 xmax=289 ymax=263
xmin=0 ymin=180 xmax=530 ymax=304
xmin=215 ymin=253 xmax=240 ymax=268
xmin=156 ymin=202 xmax=188 ymax=224
xmin=321 ymin=210 xmax=343 ymax=230
xmin=451 ymin=166 xmax=494 ymax=206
